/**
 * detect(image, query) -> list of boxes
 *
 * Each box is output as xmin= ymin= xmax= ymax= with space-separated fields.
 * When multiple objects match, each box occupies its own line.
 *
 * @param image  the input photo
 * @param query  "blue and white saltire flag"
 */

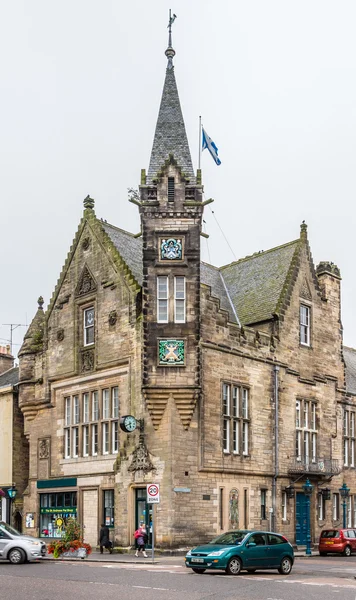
xmin=202 ymin=127 xmax=221 ymax=165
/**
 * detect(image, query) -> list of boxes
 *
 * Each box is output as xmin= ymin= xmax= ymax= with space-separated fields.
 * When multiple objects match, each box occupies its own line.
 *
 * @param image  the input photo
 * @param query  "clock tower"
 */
xmin=137 ymin=28 xmax=204 ymax=434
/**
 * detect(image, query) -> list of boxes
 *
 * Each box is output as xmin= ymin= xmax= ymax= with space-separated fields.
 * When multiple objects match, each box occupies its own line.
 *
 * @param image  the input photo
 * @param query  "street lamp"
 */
xmin=7 ymin=486 xmax=17 ymax=526
xmin=302 ymin=479 xmax=313 ymax=556
xmin=339 ymin=482 xmax=350 ymax=528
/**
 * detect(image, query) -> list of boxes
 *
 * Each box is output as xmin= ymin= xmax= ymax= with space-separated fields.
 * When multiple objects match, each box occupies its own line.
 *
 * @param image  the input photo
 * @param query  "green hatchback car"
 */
xmin=185 ymin=530 xmax=294 ymax=576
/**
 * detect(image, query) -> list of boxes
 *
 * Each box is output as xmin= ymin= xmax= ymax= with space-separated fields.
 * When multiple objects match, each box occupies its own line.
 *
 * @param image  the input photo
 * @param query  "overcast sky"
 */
xmin=1 ymin=0 xmax=356 ymax=358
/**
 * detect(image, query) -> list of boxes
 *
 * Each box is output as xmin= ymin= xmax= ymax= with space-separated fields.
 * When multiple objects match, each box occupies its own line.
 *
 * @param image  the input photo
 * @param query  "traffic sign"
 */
xmin=147 ymin=483 xmax=160 ymax=504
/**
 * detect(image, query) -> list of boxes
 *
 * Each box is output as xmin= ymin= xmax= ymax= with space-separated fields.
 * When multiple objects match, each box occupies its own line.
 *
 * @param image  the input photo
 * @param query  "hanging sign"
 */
xmin=147 ymin=483 xmax=160 ymax=504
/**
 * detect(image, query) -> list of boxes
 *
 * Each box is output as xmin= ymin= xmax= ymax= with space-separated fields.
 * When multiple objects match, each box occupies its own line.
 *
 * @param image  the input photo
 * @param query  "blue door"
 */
xmin=295 ymin=492 xmax=307 ymax=545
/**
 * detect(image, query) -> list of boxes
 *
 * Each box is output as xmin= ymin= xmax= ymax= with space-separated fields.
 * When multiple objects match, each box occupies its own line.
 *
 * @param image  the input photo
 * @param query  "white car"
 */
xmin=0 ymin=521 xmax=46 ymax=564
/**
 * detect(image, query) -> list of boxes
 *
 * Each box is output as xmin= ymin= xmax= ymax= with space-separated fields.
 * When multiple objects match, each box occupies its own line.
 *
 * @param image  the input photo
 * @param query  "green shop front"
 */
xmin=37 ymin=478 xmax=77 ymax=539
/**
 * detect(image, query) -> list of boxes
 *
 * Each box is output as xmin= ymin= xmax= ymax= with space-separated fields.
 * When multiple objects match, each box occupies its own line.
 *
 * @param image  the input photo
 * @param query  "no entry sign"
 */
xmin=147 ymin=483 xmax=160 ymax=504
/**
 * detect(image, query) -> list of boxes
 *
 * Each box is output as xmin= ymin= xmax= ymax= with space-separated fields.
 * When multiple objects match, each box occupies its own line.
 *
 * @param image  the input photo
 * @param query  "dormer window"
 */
xmin=84 ymin=307 xmax=95 ymax=346
xmin=300 ymin=304 xmax=310 ymax=346
xmin=168 ymin=177 xmax=175 ymax=202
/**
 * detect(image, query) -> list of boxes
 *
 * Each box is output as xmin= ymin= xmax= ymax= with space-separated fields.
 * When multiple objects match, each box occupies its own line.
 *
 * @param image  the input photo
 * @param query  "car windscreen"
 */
xmin=321 ymin=530 xmax=339 ymax=538
xmin=209 ymin=531 xmax=248 ymax=545
xmin=0 ymin=521 xmax=21 ymax=536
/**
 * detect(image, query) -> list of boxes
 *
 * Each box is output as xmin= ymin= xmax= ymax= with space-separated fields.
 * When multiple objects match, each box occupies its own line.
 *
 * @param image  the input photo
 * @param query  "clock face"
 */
xmin=120 ymin=415 xmax=137 ymax=433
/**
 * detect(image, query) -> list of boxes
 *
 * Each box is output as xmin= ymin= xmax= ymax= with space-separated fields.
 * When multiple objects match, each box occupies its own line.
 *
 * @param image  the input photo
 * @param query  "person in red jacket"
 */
xmin=134 ymin=523 xmax=148 ymax=557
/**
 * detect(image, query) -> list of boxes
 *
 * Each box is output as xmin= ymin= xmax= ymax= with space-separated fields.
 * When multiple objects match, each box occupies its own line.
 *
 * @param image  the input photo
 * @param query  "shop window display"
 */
xmin=39 ymin=492 xmax=77 ymax=538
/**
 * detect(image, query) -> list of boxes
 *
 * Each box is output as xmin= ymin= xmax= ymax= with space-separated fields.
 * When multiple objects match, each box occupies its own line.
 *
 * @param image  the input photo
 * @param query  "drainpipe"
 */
xmin=272 ymin=365 xmax=280 ymax=532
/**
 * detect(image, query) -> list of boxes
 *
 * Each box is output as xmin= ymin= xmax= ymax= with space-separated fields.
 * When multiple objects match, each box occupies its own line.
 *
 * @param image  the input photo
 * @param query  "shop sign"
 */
xmin=40 ymin=507 xmax=76 ymax=514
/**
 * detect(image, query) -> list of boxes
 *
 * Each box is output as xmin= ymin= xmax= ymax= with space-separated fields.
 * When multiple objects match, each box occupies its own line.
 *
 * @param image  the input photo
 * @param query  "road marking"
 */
xmin=132 ymin=586 xmax=152 ymax=589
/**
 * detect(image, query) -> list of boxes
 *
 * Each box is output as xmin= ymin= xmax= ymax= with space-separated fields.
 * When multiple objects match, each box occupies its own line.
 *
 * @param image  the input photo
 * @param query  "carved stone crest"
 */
xmin=300 ymin=278 xmax=312 ymax=301
xmin=82 ymin=237 xmax=91 ymax=251
xmin=108 ymin=310 xmax=117 ymax=326
xmin=57 ymin=329 xmax=64 ymax=342
xmin=128 ymin=436 xmax=155 ymax=474
xmin=160 ymin=238 xmax=183 ymax=261
xmin=76 ymin=265 xmax=97 ymax=297
xmin=81 ymin=349 xmax=95 ymax=372
xmin=38 ymin=438 xmax=50 ymax=460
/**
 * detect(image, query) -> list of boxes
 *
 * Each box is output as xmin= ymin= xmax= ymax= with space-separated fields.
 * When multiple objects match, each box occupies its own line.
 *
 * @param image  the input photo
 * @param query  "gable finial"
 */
xmin=165 ymin=9 xmax=177 ymax=68
xmin=83 ymin=195 xmax=95 ymax=210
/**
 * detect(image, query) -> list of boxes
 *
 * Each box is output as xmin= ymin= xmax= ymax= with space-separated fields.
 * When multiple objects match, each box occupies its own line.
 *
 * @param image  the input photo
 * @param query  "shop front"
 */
xmin=36 ymin=478 xmax=77 ymax=539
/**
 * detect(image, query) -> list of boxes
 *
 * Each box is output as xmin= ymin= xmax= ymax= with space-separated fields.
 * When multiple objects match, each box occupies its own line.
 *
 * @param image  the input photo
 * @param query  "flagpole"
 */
xmin=198 ymin=116 xmax=202 ymax=170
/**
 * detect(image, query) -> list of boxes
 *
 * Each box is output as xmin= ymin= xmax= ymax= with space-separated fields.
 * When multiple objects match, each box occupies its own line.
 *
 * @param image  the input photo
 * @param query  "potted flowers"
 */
xmin=48 ymin=518 xmax=92 ymax=559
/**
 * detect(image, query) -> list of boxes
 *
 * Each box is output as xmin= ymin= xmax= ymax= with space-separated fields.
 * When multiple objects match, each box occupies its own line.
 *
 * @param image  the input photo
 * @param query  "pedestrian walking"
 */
xmin=99 ymin=523 xmax=113 ymax=554
xmin=134 ymin=523 xmax=148 ymax=557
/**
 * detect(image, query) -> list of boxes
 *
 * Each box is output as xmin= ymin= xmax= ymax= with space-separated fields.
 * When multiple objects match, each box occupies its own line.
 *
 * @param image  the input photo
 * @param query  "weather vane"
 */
xmin=168 ymin=10 xmax=177 ymax=30
xmin=167 ymin=9 xmax=177 ymax=48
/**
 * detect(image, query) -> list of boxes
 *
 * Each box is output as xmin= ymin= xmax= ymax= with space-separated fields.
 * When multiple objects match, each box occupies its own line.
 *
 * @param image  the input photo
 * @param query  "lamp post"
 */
xmin=339 ymin=482 xmax=350 ymax=528
xmin=302 ymin=479 xmax=313 ymax=556
xmin=7 ymin=486 xmax=17 ymax=526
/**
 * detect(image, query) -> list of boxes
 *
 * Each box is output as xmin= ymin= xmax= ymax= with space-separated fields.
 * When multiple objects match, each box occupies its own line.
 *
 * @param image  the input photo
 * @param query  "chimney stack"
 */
xmin=0 ymin=345 xmax=14 ymax=375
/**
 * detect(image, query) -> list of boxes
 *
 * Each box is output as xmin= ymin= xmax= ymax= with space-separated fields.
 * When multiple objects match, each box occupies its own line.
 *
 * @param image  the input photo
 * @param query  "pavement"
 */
xmin=43 ymin=547 xmax=319 ymax=564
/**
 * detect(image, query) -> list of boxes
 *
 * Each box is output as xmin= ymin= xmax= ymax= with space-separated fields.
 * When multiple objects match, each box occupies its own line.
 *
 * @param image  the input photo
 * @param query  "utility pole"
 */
xmin=2 ymin=324 xmax=27 ymax=355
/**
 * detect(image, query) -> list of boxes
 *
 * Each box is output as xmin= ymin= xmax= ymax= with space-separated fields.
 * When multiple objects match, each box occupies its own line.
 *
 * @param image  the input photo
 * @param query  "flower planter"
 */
xmin=62 ymin=547 xmax=87 ymax=559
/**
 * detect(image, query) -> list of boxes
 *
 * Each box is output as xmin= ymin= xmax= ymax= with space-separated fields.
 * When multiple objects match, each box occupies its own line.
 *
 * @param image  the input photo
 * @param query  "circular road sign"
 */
xmin=147 ymin=484 xmax=159 ymax=497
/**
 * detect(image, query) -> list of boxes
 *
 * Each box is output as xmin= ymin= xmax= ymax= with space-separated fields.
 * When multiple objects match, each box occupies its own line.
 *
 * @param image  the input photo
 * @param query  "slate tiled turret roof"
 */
xmin=221 ymin=240 xmax=300 ymax=326
xmin=344 ymin=347 xmax=356 ymax=395
xmin=147 ymin=47 xmax=195 ymax=184
xmin=0 ymin=366 xmax=19 ymax=388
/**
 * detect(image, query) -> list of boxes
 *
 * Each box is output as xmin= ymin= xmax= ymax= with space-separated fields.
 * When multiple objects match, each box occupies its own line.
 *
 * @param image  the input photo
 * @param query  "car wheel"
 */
xmin=319 ymin=552 xmax=327 ymax=556
xmin=8 ymin=548 xmax=26 ymax=565
xmin=225 ymin=556 xmax=242 ymax=575
xmin=192 ymin=568 xmax=206 ymax=574
xmin=343 ymin=545 xmax=352 ymax=557
xmin=278 ymin=556 xmax=292 ymax=575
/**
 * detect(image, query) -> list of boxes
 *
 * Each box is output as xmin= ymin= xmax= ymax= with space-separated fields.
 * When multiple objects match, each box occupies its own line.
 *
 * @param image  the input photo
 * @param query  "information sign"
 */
xmin=147 ymin=483 xmax=160 ymax=504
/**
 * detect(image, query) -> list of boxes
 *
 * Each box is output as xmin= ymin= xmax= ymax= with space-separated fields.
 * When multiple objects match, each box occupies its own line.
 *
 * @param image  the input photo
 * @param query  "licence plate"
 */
xmin=325 ymin=541 xmax=334 ymax=545
xmin=191 ymin=558 xmax=204 ymax=563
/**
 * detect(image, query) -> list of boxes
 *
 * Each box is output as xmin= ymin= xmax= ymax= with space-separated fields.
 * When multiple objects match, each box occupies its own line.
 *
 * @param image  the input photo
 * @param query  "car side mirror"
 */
xmin=247 ymin=542 xmax=256 ymax=547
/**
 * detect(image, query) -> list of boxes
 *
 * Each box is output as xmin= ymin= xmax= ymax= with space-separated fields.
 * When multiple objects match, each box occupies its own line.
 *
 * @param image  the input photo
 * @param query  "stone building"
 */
xmin=0 ymin=346 xmax=27 ymax=529
xmin=18 ymin=31 xmax=356 ymax=549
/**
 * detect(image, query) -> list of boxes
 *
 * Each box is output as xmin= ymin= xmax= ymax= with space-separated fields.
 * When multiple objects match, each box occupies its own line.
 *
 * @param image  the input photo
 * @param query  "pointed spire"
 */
xmin=147 ymin=12 xmax=195 ymax=184
xmin=18 ymin=297 xmax=45 ymax=356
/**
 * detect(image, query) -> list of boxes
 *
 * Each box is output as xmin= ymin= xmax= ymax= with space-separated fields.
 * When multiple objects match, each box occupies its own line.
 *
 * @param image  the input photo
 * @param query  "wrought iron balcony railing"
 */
xmin=288 ymin=457 xmax=341 ymax=477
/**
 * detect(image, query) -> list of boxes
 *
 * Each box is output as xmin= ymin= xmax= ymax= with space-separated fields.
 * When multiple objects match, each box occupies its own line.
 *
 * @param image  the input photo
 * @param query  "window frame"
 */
xmin=282 ymin=491 xmax=287 ymax=521
xmin=295 ymin=399 xmax=317 ymax=463
xmin=174 ymin=276 xmax=186 ymax=323
xmin=222 ymin=383 xmax=250 ymax=456
xmin=103 ymin=490 xmax=115 ymax=527
xmin=260 ymin=489 xmax=267 ymax=520
xmin=333 ymin=493 xmax=340 ymax=521
xmin=343 ymin=408 xmax=356 ymax=468
xmin=318 ymin=492 xmax=326 ymax=521
xmin=84 ymin=306 xmax=95 ymax=346
xmin=64 ymin=387 xmax=119 ymax=460
xmin=300 ymin=303 xmax=311 ymax=347
xmin=157 ymin=276 xmax=169 ymax=323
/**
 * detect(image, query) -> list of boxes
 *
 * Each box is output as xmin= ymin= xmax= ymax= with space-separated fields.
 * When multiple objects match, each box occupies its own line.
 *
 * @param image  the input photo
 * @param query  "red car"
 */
xmin=319 ymin=529 xmax=356 ymax=556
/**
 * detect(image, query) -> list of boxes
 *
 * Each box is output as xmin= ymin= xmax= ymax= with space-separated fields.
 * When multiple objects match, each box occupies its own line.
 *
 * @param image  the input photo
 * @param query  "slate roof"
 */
xmin=147 ymin=62 xmax=195 ymax=184
xmin=200 ymin=262 xmax=238 ymax=324
xmin=102 ymin=220 xmax=302 ymax=327
xmin=102 ymin=223 xmax=143 ymax=286
xmin=221 ymin=240 xmax=300 ymax=326
xmin=344 ymin=347 xmax=356 ymax=395
xmin=0 ymin=366 xmax=19 ymax=389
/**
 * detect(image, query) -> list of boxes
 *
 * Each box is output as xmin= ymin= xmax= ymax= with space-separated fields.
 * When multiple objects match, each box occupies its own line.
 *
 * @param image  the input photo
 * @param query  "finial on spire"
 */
xmin=38 ymin=296 xmax=44 ymax=309
xmin=165 ymin=9 xmax=177 ymax=69
xmin=83 ymin=195 xmax=95 ymax=209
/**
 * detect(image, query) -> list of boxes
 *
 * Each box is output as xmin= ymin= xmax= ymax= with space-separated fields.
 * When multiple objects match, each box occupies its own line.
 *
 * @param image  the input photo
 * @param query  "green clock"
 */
xmin=120 ymin=415 xmax=137 ymax=433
